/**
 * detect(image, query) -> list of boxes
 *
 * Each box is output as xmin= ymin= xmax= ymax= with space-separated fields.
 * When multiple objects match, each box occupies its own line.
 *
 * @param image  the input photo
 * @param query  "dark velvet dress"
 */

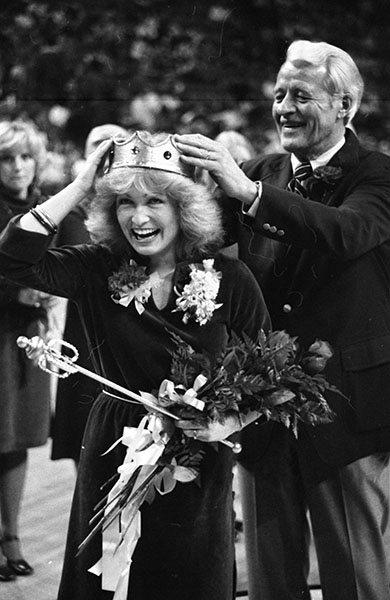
xmin=51 ymin=201 xmax=98 ymax=462
xmin=0 ymin=221 xmax=270 ymax=600
xmin=0 ymin=187 xmax=51 ymax=454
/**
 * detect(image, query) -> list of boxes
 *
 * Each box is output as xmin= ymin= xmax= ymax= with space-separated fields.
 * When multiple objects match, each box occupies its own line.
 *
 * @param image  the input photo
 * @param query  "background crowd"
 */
xmin=1 ymin=0 xmax=390 ymax=173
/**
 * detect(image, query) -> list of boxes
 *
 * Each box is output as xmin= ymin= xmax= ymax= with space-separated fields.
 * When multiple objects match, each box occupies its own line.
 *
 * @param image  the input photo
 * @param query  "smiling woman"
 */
xmin=0 ymin=130 xmax=271 ymax=599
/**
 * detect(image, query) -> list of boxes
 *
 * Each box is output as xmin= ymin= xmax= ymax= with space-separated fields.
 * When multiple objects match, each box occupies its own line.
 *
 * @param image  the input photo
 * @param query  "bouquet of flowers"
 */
xmin=161 ymin=328 xmax=337 ymax=436
xmin=19 ymin=328 xmax=340 ymax=597
xmin=79 ymin=329 xmax=340 ymax=576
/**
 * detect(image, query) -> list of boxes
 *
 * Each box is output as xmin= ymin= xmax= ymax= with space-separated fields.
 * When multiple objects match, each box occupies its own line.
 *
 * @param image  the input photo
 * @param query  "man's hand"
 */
xmin=174 ymin=133 xmax=258 ymax=205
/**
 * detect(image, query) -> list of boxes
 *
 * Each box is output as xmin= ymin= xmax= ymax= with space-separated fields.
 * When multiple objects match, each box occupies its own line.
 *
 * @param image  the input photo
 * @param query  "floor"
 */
xmin=1 ymin=442 xmax=323 ymax=600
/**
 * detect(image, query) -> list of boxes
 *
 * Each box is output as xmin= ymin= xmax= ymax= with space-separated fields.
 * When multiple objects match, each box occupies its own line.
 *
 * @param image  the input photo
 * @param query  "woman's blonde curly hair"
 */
xmin=86 ymin=137 xmax=224 ymax=260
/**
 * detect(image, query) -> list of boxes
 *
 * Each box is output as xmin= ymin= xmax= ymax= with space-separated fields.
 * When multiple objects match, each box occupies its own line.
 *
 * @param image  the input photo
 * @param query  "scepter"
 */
xmin=17 ymin=336 xmax=241 ymax=453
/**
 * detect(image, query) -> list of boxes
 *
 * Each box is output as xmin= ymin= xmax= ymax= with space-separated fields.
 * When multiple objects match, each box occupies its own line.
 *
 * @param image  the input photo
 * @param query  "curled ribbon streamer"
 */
xmin=88 ymin=414 xmax=172 ymax=598
xmin=140 ymin=375 xmax=207 ymax=412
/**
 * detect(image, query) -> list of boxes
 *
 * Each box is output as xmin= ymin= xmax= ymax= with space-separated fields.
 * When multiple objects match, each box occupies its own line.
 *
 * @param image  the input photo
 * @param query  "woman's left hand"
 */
xmin=176 ymin=414 xmax=241 ymax=443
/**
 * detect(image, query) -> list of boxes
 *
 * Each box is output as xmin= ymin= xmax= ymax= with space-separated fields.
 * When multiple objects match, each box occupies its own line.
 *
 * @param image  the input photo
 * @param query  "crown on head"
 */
xmin=104 ymin=131 xmax=194 ymax=179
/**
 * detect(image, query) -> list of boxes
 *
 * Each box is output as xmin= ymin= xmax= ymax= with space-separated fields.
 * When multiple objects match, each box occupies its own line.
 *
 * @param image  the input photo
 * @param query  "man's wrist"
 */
xmin=242 ymin=181 xmax=262 ymax=216
xmin=240 ymin=180 xmax=262 ymax=207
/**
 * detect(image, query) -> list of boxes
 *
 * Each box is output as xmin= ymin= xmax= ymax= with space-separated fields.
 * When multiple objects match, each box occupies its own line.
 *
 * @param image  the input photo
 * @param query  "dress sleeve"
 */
xmin=0 ymin=218 xmax=103 ymax=299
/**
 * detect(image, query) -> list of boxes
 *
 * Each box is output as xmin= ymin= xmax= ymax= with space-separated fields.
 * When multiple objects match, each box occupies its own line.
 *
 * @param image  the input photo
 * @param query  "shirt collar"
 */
xmin=291 ymin=136 xmax=346 ymax=172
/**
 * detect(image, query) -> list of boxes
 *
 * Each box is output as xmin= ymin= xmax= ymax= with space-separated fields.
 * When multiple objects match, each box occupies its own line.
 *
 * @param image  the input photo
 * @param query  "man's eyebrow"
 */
xmin=273 ymin=83 xmax=311 ymax=94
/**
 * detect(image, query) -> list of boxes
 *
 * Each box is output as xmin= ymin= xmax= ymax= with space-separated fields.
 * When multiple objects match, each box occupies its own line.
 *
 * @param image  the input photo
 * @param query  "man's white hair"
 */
xmin=286 ymin=40 xmax=364 ymax=124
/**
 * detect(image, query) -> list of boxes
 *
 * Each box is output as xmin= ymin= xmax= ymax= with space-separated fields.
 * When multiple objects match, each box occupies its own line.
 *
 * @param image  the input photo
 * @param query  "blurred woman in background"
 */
xmin=0 ymin=120 xmax=54 ymax=581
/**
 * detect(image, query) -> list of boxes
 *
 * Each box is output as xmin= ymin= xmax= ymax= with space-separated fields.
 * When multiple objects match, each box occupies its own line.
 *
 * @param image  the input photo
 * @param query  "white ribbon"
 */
xmin=111 ymin=272 xmax=162 ymax=314
xmin=88 ymin=413 xmax=173 ymax=599
xmin=140 ymin=374 xmax=207 ymax=412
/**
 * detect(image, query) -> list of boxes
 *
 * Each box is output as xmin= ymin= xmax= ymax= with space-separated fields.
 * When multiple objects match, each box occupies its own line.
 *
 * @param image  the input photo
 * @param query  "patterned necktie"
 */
xmin=287 ymin=162 xmax=313 ymax=197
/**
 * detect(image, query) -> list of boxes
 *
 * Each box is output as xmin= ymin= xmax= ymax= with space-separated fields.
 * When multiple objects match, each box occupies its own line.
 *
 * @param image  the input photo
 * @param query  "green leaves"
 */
xmin=165 ymin=329 xmax=340 ymax=436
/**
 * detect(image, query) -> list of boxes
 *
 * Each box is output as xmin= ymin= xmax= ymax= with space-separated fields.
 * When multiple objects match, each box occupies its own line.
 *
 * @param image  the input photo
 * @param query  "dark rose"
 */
xmin=301 ymin=339 xmax=333 ymax=374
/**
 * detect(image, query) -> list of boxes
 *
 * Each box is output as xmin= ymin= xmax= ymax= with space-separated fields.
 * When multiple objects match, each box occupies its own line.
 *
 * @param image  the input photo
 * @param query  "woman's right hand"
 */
xmin=72 ymin=138 xmax=112 ymax=196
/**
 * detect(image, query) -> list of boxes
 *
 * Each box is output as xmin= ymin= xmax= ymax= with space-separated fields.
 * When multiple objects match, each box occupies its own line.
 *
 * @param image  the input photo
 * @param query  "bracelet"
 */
xmin=30 ymin=206 xmax=58 ymax=235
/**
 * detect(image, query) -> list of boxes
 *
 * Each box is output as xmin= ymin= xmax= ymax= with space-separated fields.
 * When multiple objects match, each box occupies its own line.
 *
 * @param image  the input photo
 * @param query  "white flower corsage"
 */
xmin=108 ymin=259 xmax=162 ymax=314
xmin=173 ymin=258 xmax=222 ymax=325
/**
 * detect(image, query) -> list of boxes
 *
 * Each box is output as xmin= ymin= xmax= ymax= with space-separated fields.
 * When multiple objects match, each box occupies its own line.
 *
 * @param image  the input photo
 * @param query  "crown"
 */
xmin=104 ymin=131 xmax=194 ymax=179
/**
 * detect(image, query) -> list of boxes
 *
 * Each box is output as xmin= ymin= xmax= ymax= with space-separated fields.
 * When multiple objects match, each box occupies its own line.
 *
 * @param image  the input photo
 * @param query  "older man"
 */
xmin=175 ymin=41 xmax=390 ymax=600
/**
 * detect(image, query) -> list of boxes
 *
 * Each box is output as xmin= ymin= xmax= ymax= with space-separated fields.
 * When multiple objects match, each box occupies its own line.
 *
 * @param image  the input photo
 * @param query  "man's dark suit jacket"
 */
xmin=232 ymin=129 xmax=390 ymax=475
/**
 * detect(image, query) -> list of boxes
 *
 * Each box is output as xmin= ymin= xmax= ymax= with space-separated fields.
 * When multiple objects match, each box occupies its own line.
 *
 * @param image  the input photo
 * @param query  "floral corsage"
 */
xmin=108 ymin=259 xmax=162 ymax=314
xmin=108 ymin=257 xmax=223 ymax=324
xmin=312 ymin=165 xmax=343 ymax=186
xmin=173 ymin=258 xmax=222 ymax=325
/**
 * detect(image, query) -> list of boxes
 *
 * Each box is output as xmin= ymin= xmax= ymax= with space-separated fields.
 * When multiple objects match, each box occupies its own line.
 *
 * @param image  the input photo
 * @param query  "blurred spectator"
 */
xmin=215 ymin=130 xmax=255 ymax=163
xmin=39 ymin=150 xmax=70 ymax=196
xmin=51 ymin=123 xmax=128 ymax=466
xmin=0 ymin=119 xmax=54 ymax=581
xmin=84 ymin=123 xmax=128 ymax=158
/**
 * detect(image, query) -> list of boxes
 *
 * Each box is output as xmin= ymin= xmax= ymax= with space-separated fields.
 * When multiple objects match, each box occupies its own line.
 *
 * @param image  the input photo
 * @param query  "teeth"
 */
xmin=132 ymin=228 xmax=158 ymax=239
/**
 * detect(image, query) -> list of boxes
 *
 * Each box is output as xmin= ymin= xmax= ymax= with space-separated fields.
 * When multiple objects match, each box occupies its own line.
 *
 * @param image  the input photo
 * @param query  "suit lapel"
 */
xmin=261 ymin=154 xmax=292 ymax=189
xmin=304 ymin=130 xmax=361 ymax=205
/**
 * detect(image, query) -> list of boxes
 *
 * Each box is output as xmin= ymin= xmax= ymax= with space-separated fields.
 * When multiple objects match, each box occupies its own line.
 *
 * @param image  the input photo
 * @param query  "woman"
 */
xmin=0 ymin=119 xmax=53 ymax=581
xmin=0 ymin=131 xmax=270 ymax=599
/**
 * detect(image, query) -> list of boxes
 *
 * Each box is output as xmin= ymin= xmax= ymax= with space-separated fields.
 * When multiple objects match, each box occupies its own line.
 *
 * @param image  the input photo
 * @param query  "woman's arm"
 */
xmin=19 ymin=139 xmax=111 ymax=234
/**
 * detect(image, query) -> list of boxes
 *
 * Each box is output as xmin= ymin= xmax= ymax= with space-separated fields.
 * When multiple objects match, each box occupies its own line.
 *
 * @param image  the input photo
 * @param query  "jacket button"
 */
xmin=283 ymin=303 xmax=292 ymax=313
xmin=277 ymin=229 xmax=285 ymax=236
xmin=263 ymin=223 xmax=271 ymax=230
xmin=269 ymin=225 xmax=277 ymax=233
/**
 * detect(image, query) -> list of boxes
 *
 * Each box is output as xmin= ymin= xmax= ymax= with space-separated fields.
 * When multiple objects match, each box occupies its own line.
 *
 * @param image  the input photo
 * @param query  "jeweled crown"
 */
xmin=105 ymin=131 xmax=194 ymax=179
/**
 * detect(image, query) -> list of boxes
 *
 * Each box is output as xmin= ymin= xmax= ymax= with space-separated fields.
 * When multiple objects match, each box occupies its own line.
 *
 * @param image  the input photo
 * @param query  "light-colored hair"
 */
xmin=86 ymin=139 xmax=224 ymax=260
xmin=0 ymin=119 xmax=47 ymax=182
xmin=285 ymin=40 xmax=364 ymax=124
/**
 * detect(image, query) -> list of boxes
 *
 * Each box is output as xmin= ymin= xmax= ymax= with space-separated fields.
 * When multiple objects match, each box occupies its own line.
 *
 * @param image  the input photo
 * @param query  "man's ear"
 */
xmin=338 ymin=95 xmax=352 ymax=119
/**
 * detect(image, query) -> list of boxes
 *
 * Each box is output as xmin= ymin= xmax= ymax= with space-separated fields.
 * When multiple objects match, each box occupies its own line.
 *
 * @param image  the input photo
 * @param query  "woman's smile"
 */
xmin=131 ymin=227 xmax=160 ymax=241
xmin=116 ymin=190 xmax=180 ymax=263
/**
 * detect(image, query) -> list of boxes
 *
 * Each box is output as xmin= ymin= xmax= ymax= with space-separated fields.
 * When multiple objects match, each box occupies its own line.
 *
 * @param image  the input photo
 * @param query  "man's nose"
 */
xmin=276 ymin=94 xmax=296 ymax=115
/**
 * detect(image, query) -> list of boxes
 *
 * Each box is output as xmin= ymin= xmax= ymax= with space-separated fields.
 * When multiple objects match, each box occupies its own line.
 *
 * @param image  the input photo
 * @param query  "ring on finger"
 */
xmin=192 ymin=429 xmax=198 ymax=439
